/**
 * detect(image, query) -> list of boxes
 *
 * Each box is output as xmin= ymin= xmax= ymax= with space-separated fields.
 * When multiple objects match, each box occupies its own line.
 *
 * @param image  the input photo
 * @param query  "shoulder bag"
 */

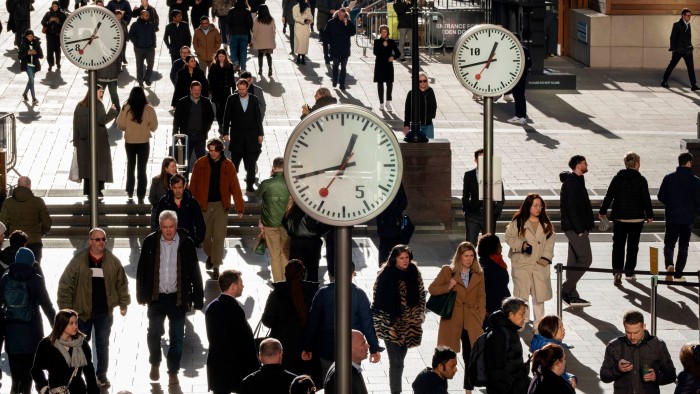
xmin=426 ymin=269 xmax=456 ymax=318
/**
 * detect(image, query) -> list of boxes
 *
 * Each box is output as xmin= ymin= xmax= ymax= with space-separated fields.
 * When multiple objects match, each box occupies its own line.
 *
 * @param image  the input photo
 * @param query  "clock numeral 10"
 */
xmin=468 ymin=48 xmax=481 ymax=56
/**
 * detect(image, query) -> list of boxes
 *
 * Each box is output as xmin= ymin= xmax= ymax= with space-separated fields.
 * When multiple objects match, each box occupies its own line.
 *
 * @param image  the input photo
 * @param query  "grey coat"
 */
xmin=73 ymin=102 xmax=118 ymax=182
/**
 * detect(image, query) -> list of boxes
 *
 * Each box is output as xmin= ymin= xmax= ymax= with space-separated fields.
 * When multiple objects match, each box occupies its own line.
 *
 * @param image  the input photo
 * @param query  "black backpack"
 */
xmin=2 ymin=278 xmax=32 ymax=323
xmin=467 ymin=327 xmax=493 ymax=387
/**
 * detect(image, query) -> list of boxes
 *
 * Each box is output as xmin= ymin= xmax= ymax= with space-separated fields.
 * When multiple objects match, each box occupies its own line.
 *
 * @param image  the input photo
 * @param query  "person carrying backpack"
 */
xmin=0 ymin=247 xmax=56 ymax=394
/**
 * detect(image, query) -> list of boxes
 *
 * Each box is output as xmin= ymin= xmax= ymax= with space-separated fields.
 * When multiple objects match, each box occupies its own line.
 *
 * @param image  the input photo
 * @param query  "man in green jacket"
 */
xmin=57 ymin=228 xmax=131 ymax=388
xmin=0 ymin=176 xmax=52 ymax=264
xmin=255 ymin=157 xmax=291 ymax=283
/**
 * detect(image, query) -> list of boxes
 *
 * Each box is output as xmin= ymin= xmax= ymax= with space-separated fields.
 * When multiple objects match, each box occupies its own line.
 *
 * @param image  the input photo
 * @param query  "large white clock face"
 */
xmin=284 ymin=105 xmax=404 ymax=226
xmin=453 ymin=25 xmax=525 ymax=97
xmin=61 ymin=6 xmax=125 ymax=70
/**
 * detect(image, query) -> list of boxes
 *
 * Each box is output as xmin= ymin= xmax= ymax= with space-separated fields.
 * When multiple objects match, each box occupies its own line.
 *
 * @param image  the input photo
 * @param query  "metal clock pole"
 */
xmin=335 ymin=226 xmax=352 ymax=394
xmin=483 ymin=97 xmax=494 ymax=234
xmin=88 ymin=70 xmax=98 ymax=229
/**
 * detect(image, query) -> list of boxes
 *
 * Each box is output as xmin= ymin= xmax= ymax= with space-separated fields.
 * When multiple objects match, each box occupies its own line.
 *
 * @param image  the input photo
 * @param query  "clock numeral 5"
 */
xmin=355 ymin=185 xmax=365 ymax=199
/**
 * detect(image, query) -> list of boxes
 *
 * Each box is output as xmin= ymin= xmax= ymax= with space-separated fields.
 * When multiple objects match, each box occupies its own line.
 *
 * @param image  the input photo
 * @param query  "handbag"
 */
xmin=426 ymin=291 xmax=457 ymax=318
xmin=399 ymin=211 xmax=415 ymax=244
xmin=598 ymin=216 xmax=611 ymax=231
xmin=252 ymin=319 xmax=271 ymax=350
xmin=68 ymin=149 xmax=80 ymax=183
xmin=49 ymin=367 xmax=78 ymax=394
xmin=254 ymin=231 xmax=266 ymax=255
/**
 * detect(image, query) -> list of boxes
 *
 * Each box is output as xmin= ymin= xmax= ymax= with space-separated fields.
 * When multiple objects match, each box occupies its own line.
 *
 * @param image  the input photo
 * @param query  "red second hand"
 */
xmin=78 ymin=36 xmax=95 ymax=55
xmin=475 ymin=52 xmax=496 ymax=81
xmin=319 ymin=153 xmax=354 ymax=197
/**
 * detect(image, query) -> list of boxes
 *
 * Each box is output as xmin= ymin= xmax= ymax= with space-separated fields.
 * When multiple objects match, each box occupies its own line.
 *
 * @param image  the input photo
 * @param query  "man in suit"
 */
xmin=205 ymin=269 xmax=260 ymax=394
xmin=173 ymin=81 xmax=215 ymax=175
xmin=661 ymin=8 xmax=698 ymax=90
xmin=324 ymin=329 xmax=370 ymax=394
xmin=462 ymin=148 xmax=504 ymax=245
xmin=222 ymin=78 xmax=264 ymax=194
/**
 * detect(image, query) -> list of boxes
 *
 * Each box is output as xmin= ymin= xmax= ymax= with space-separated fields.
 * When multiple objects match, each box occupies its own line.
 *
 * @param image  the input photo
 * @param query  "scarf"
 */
xmin=54 ymin=336 xmax=88 ymax=368
xmin=373 ymin=263 xmax=420 ymax=319
xmin=490 ymin=253 xmax=508 ymax=271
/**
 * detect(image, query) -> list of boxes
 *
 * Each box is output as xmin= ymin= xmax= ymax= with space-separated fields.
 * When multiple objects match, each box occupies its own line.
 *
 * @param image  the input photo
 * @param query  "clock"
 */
xmin=283 ymin=104 xmax=404 ymax=226
xmin=452 ymin=24 xmax=525 ymax=97
xmin=60 ymin=5 xmax=125 ymax=70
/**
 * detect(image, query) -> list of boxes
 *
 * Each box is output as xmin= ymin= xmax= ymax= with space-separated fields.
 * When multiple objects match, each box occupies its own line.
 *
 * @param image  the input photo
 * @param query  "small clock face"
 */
xmin=284 ymin=105 xmax=404 ymax=226
xmin=453 ymin=25 xmax=525 ymax=97
xmin=61 ymin=6 xmax=125 ymax=70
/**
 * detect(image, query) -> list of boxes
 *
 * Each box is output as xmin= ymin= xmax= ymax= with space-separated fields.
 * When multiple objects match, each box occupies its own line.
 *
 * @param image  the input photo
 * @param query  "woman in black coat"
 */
xmin=373 ymin=24 xmax=401 ymax=112
xmin=0 ymin=247 xmax=56 ymax=394
xmin=207 ymin=49 xmax=236 ymax=131
xmin=31 ymin=309 xmax=99 ymax=394
xmin=527 ymin=343 xmax=575 ymax=394
xmin=262 ymin=260 xmax=320 ymax=377
xmin=172 ymin=55 xmax=209 ymax=107
xmin=40 ymin=1 xmax=66 ymax=71
xmin=477 ymin=233 xmax=511 ymax=329
xmin=402 ymin=72 xmax=437 ymax=139
xmin=18 ymin=29 xmax=43 ymax=105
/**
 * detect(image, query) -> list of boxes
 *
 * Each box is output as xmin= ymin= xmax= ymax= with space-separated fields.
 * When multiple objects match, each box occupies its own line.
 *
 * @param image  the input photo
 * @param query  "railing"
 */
xmin=0 ymin=112 xmax=18 ymax=175
xmin=554 ymin=248 xmax=700 ymax=340
xmin=355 ymin=10 xmax=446 ymax=56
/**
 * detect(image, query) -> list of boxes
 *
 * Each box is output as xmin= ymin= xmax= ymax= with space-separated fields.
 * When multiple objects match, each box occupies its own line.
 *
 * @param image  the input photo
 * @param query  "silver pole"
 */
xmin=89 ymin=70 xmax=98 ymax=229
xmin=556 ymin=263 xmax=563 ymax=318
xmin=483 ymin=97 xmax=494 ymax=234
xmin=650 ymin=275 xmax=658 ymax=336
xmin=335 ymin=226 xmax=352 ymax=394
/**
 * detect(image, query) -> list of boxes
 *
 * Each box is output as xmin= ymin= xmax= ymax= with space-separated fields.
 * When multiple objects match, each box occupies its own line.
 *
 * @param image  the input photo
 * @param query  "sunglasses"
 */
xmin=91 ymin=237 xmax=107 ymax=242
xmin=419 ymin=79 xmax=428 ymax=83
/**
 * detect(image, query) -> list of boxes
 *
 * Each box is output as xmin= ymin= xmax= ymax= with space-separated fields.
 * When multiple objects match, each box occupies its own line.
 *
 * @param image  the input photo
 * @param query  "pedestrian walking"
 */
xmin=284 ymin=201 xmax=330 ymax=282
xmin=153 ymin=174 xmax=206 ymax=245
xmin=484 ymin=297 xmax=530 ymax=393
xmin=323 ymin=330 xmax=370 ymax=393
xmin=116 ymin=87 xmax=158 ymax=203
xmin=477 ymin=233 xmax=511 ymax=328
xmin=527 ymin=344 xmax=575 ymax=394
xmin=530 ymin=315 xmax=577 ymax=389
xmin=240 ymin=338 xmax=298 ymax=393
xmin=507 ymin=33 xmax=532 ymax=125
xmin=170 ymin=46 xmax=194 ymax=86
xmin=172 ymin=55 xmax=209 ymax=107
xmin=173 ymin=80 xmax=215 ymax=174
xmin=211 ymin=0 xmax=236 ymax=47
xmin=31 ymin=309 xmax=100 ymax=394
xmin=462 ymin=148 xmax=505 ymax=245
xmin=18 ymin=30 xmax=43 ymax=106
xmin=148 ymin=157 xmax=177 ymax=230
xmin=96 ymin=22 xmax=125 ymax=111
xmin=374 ymin=24 xmax=401 ymax=111
xmin=193 ymin=16 xmax=222 ymax=73
xmin=658 ymin=152 xmax=700 ymax=282
xmin=240 ymin=71 xmax=267 ymax=119
xmin=208 ymin=49 xmax=236 ymax=132
xmin=252 ymin=4 xmax=276 ymax=76
xmin=226 ymin=0 xmax=253 ymax=72
xmin=8 ymin=0 xmax=31 ymax=47
xmin=128 ymin=10 xmax=157 ymax=87
xmin=293 ymin=0 xmax=313 ymax=65
xmin=599 ymin=152 xmax=654 ymax=285
xmin=559 ymin=155 xmax=593 ymax=307
xmin=0 ymin=248 xmax=56 ymax=394
xmin=373 ymin=244 xmax=426 ymax=394
xmin=428 ymin=241 xmax=485 ymax=393
xmin=190 ymin=0 xmax=212 ymax=29
xmin=661 ymin=8 xmax=698 ymax=91
xmin=412 ymin=347 xmax=458 ymax=394
xmin=282 ymin=0 xmax=296 ymax=53
xmin=73 ymin=85 xmax=118 ymax=197
xmin=131 ymin=0 xmax=160 ymax=32
xmin=315 ymin=0 xmax=343 ymax=63
xmin=164 ymin=10 xmax=192 ymax=62
xmin=167 ymin=0 xmax=191 ymax=23
xmin=402 ymin=73 xmax=437 ymax=138
xmin=40 ymin=1 xmax=66 ymax=72
xmin=505 ymin=193 xmax=554 ymax=329
xmin=324 ymin=8 xmax=356 ymax=90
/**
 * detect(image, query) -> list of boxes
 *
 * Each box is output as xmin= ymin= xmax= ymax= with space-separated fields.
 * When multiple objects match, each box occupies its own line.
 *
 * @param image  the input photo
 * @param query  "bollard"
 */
xmin=649 ymin=247 xmax=658 ymax=275
xmin=556 ymin=263 xmax=563 ymax=318
xmin=650 ymin=275 xmax=658 ymax=336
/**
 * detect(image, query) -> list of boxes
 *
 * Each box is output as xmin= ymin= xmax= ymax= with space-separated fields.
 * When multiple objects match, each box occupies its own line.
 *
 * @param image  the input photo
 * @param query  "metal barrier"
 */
xmin=0 ymin=113 xmax=18 ymax=175
xmin=554 ymin=264 xmax=700 ymax=341
xmin=355 ymin=10 xmax=445 ymax=56
xmin=172 ymin=134 xmax=189 ymax=174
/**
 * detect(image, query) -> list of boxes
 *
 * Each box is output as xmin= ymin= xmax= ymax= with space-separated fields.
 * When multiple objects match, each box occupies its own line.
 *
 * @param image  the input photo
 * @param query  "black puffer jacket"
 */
xmin=485 ymin=310 xmax=529 ymax=394
xmin=559 ymin=171 xmax=594 ymax=233
xmin=599 ymin=169 xmax=654 ymax=220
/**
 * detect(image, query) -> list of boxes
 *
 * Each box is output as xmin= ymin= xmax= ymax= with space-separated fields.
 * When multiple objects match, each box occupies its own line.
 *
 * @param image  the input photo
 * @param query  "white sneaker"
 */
xmin=379 ymin=102 xmax=385 ymax=110
xmin=675 ymin=276 xmax=687 ymax=282
xmin=385 ymin=101 xmax=393 ymax=112
xmin=504 ymin=94 xmax=514 ymax=102
xmin=507 ymin=116 xmax=521 ymax=123
xmin=516 ymin=117 xmax=527 ymax=124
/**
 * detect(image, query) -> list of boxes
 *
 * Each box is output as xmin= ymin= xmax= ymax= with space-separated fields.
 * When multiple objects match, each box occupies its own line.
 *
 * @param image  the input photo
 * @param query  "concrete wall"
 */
xmin=568 ymin=9 xmax=700 ymax=68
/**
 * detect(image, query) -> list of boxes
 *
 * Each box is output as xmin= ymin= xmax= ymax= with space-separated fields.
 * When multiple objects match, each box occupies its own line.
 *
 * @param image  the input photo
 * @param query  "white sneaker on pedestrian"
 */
xmin=507 ymin=116 xmax=521 ymax=123
xmin=385 ymin=101 xmax=393 ymax=112
xmin=674 ymin=276 xmax=687 ymax=282
xmin=516 ymin=117 xmax=527 ymax=125
xmin=379 ymin=102 xmax=385 ymax=110
xmin=504 ymin=94 xmax=514 ymax=102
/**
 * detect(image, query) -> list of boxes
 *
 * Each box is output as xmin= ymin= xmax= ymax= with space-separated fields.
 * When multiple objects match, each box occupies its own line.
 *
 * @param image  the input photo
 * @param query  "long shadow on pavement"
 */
xmin=621 ymin=281 xmax=697 ymax=329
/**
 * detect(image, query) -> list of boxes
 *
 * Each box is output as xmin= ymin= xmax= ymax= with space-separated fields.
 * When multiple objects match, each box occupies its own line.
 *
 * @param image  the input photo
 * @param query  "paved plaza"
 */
xmin=0 ymin=0 xmax=699 ymax=392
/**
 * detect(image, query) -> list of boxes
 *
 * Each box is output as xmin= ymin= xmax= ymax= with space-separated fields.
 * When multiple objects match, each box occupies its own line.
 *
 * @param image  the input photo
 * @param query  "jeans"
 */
xmin=662 ymin=51 xmax=697 ymax=86
xmin=147 ymin=293 xmax=186 ymax=374
xmin=420 ymin=124 xmax=434 ymax=139
xmin=397 ymin=28 xmax=412 ymax=59
xmin=332 ymin=56 xmax=349 ymax=85
xmin=562 ymin=230 xmax=592 ymax=298
xmin=664 ymin=222 xmax=692 ymax=277
xmin=377 ymin=82 xmax=393 ymax=103
xmin=25 ymin=66 xmax=36 ymax=99
xmin=229 ymin=35 xmax=249 ymax=71
xmin=125 ymin=142 xmax=150 ymax=199
xmin=46 ymin=34 xmax=61 ymax=67
xmin=385 ymin=341 xmax=408 ymax=393
xmin=79 ymin=311 xmax=114 ymax=380
xmin=133 ymin=47 xmax=155 ymax=83
xmin=611 ymin=220 xmax=644 ymax=275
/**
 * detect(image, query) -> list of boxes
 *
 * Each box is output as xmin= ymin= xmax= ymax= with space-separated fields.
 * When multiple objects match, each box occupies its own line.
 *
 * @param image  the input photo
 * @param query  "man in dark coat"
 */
xmin=661 ymin=8 xmax=698 ymax=90
xmin=222 ymin=79 xmax=264 ymax=194
xmin=164 ymin=10 xmax=192 ymax=62
xmin=324 ymin=330 xmax=370 ymax=394
xmin=154 ymin=174 xmax=206 ymax=243
xmin=167 ymin=0 xmax=191 ymax=23
xmin=658 ymin=151 xmax=700 ymax=282
xmin=462 ymin=148 xmax=505 ymax=245
xmin=128 ymin=9 xmax=157 ymax=87
xmin=484 ymin=296 xmax=529 ymax=394
xmin=7 ymin=0 xmax=30 ymax=47
xmin=412 ymin=346 xmax=458 ymax=394
xmin=393 ymin=0 xmax=411 ymax=62
xmin=559 ymin=155 xmax=594 ymax=307
xmin=240 ymin=338 xmax=298 ymax=393
xmin=136 ymin=210 xmax=204 ymax=385
xmin=315 ymin=0 xmax=343 ymax=63
xmin=205 ymin=269 xmax=259 ymax=393
xmin=173 ymin=80 xmax=215 ymax=174
xmin=324 ymin=8 xmax=356 ymax=90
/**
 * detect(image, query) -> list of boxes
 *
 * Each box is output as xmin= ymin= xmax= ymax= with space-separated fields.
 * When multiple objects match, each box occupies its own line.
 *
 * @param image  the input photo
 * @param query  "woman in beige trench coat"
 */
xmin=428 ymin=241 xmax=485 ymax=393
xmin=505 ymin=193 xmax=555 ymax=331
xmin=292 ymin=0 xmax=313 ymax=64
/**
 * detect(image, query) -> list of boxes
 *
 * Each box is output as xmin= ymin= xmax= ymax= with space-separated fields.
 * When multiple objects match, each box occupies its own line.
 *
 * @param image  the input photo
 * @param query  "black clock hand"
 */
xmin=78 ymin=22 xmax=103 ymax=54
xmin=337 ymin=133 xmax=358 ymax=178
xmin=293 ymin=162 xmax=357 ymax=179
xmin=459 ymin=58 xmax=498 ymax=69
xmin=64 ymin=36 xmax=100 ymax=45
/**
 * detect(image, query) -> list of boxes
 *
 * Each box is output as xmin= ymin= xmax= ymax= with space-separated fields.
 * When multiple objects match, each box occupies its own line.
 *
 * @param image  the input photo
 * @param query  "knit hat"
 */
xmin=0 ymin=221 xmax=6 ymax=235
xmin=15 ymin=247 xmax=35 ymax=265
